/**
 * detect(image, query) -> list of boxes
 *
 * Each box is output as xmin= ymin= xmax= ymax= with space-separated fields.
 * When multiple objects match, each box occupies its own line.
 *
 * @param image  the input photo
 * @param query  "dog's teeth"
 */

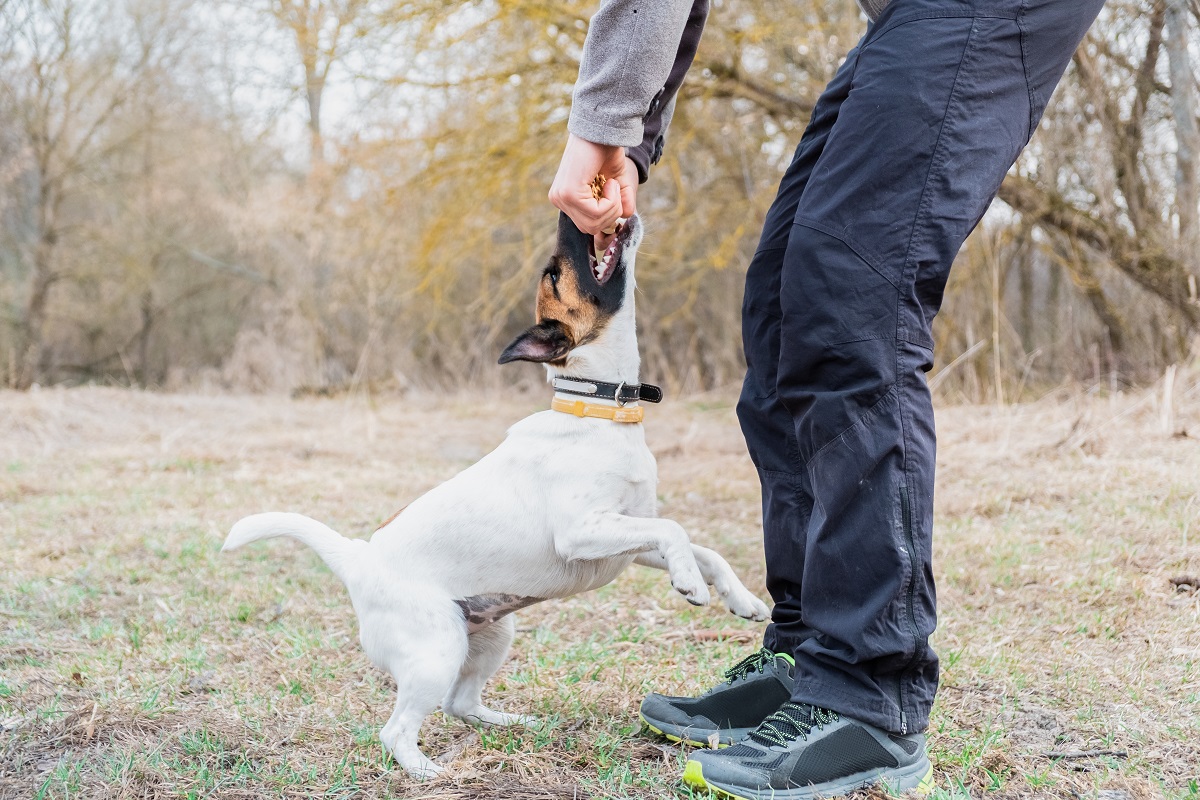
xmin=603 ymin=254 xmax=611 ymax=264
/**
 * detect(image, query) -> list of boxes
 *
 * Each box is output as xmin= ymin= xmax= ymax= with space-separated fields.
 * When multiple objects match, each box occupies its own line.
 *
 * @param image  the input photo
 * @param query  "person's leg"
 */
xmin=640 ymin=46 xmax=865 ymax=746
xmin=687 ymin=0 xmax=1104 ymax=794
xmin=738 ymin=41 xmax=862 ymax=656
xmin=773 ymin=0 xmax=1106 ymax=735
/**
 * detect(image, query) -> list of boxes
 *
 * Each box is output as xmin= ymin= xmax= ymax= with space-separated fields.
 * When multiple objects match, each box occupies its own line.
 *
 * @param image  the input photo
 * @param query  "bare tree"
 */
xmin=0 ymin=0 xmax=1195 ymax=395
xmin=0 ymin=0 xmax=185 ymax=387
xmin=991 ymin=0 xmax=1200 ymax=371
xmin=260 ymin=0 xmax=373 ymax=170
xmin=1165 ymin=0 xmax=1199 ymax=284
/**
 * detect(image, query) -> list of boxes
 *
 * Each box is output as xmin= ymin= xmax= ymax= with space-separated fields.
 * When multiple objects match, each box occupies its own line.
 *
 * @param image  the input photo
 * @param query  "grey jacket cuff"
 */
xmin=569 ymin=0 xmax=695 ymax=149
xmin=568 ymin=106 xmax=645 ymax=148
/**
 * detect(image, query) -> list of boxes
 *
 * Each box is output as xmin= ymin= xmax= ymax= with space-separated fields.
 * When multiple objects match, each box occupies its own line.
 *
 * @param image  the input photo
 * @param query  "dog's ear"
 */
xmin=498 ymin=321 xmax=573 ymax=364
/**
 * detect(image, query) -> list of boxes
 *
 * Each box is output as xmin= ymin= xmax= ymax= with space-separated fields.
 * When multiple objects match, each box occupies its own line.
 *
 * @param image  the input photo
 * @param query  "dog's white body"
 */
xmin=224 ymin=216 xmax=769 ymax=777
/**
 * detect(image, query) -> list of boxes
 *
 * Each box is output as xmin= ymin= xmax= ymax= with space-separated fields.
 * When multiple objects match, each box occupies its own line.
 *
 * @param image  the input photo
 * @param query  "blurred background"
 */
xmin=0 ymin=0 xmax=1197 ymax=400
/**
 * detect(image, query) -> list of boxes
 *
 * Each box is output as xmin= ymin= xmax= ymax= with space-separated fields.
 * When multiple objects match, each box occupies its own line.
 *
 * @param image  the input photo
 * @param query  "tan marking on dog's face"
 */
xmin=497 ymin=213 xmax=641 ymax=366
xmin=535 ymin=255 xmax=604 ymax=350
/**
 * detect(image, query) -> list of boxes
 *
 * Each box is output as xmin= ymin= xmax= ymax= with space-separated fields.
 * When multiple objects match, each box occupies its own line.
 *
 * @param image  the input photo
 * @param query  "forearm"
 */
xmin=568 ymin=0 xmax=698 ymax=149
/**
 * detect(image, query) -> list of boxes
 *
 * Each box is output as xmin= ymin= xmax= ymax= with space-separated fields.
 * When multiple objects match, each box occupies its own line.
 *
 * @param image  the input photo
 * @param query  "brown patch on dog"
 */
xmin=375 ymin=504 xmax=408 ymax=531
xmin=536 ymin=256 xmax=604 ymax=349
xmin=455 ymin=594 xmax=543 ymax=633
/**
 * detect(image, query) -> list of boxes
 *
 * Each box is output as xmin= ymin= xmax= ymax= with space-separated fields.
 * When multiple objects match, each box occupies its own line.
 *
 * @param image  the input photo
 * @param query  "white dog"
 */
xmin=223 ymin=213 xmax=770 ymax=778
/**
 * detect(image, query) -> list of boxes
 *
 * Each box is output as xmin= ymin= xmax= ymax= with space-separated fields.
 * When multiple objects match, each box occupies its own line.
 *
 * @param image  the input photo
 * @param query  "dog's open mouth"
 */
xmin=588 ymin=217 xmax=632 ymax=285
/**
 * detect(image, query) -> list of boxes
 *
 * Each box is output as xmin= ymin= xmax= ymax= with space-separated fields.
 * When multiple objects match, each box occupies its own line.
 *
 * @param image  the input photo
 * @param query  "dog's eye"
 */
xmin=544 ymin=267 xmax=560 ymax=287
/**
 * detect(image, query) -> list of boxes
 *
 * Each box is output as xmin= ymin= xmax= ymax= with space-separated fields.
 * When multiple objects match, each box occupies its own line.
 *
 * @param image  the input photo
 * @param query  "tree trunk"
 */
xmin=17 ymin=237 xmax=56 ymax=390
xmin=137 ymin=288 xmax=153 ymax=387
xmin=1165 ymin=0 xmax=1199 ymax=285
xmin=1018 ymin=250 xmax=1034 ymax=353
xmin=305 ymin=59 xmax=324 ymax=169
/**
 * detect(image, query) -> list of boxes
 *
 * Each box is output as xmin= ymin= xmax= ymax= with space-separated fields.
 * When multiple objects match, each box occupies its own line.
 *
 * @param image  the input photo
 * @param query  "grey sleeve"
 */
xmin=568 ymin=0 xmax=696 ymax=148
xmin=626 ymin=0 xmax=708 ymax=182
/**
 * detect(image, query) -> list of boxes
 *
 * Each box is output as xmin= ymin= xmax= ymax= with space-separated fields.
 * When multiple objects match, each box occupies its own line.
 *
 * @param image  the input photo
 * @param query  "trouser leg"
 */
xmin=739 ymin=0 xmax=1105 ymax=734
xmin=738 ymin=41 xmax=862 ymax=656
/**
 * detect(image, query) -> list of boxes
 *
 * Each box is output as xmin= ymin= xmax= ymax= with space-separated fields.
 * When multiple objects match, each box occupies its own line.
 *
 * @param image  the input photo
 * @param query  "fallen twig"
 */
xmin=1041 ymin=749 xmax=1128 ymax=760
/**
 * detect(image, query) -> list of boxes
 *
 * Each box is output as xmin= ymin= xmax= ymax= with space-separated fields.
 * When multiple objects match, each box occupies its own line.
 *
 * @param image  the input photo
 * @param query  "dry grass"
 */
xmin=0 ymin=384 xmax=1197 ymax=799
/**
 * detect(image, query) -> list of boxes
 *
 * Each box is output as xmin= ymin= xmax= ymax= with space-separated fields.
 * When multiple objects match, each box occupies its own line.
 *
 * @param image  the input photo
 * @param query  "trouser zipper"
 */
xmin=897 ymin=484 xmax=922 ymax=736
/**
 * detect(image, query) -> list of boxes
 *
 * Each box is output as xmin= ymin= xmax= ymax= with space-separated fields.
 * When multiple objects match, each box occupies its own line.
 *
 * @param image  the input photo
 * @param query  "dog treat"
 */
xmin=589 ymin=173 xmax=606 ymax=201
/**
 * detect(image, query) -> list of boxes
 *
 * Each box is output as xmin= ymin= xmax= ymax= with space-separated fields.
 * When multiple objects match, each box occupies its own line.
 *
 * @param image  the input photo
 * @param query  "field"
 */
xmin=1 ymin=385 xmax=1197 ymax=799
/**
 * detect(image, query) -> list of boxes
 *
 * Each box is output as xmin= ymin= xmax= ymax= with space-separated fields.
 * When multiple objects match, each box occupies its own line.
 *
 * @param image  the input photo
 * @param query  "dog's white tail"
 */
xmin=223 ymin=512 xmax=364 ymax=586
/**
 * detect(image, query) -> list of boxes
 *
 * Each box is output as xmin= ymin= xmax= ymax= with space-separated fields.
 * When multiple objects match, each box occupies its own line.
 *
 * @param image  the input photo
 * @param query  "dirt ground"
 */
xmin=0 ymin=384 xmax=1197 ymax=799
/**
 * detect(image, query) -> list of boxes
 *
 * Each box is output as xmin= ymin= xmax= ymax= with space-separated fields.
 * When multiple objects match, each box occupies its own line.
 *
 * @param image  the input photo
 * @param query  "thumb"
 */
xmin=619 ymin=157 xmax=639 ymax=218
xmin=598 ymin=173 xmax=623 ymax=233
xmin=602 ymin=172 xmax=622 ymax=209
xmin=619 ymin=181 xmax=637 ymax=218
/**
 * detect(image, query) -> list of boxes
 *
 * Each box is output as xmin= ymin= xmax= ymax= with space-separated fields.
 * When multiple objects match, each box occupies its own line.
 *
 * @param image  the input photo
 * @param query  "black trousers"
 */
xmin=739 ymin=0 xmax=1105 ymax=734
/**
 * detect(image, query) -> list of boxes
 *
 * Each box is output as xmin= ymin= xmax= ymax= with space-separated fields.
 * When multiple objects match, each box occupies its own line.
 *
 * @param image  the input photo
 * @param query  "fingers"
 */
xmin=549 ymin=183 xmax=621 ymax=236
xmin=549 ymin=188 xmax=617 ymax=236
xmin=548 ymin=134 xmax=630 ymax=236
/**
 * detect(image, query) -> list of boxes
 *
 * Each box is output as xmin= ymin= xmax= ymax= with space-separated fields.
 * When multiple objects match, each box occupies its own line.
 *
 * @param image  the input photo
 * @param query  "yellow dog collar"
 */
xmin=551 ymin=397 xmax=644 ymax=423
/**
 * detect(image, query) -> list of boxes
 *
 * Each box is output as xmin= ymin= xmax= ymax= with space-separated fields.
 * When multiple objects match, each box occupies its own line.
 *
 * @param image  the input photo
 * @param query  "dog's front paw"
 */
xmin=726 ymin=590 xmax=770 ymax=622
xmin=672 ymin=571 xmax=710 ymax=606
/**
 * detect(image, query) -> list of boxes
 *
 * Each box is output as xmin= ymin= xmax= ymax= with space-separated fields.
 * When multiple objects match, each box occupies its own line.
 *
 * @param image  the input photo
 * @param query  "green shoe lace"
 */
xmin=723 ymin=647 xmax=793 ymax=684
xmin=748 ymin=702 xmax=839 ymax=747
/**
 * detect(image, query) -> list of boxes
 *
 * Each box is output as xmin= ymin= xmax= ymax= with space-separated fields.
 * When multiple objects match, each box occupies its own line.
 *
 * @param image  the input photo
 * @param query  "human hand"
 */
xmin=549 ymin=134 xmax=639 ymax=254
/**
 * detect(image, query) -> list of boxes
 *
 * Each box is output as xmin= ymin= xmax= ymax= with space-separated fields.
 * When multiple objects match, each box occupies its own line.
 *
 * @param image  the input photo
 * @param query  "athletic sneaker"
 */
xmin=682 ymin=702 xmax=934 ymax=799
xmin=639 ymin=647 xmax=796 ymax=746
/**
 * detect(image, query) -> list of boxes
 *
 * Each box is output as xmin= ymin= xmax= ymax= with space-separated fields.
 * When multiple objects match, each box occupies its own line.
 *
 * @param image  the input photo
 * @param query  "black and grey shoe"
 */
xmin=682 ymin=702 xmax=934 ymax=799
xmin=639 ymin=647 xmax=796 ymax=747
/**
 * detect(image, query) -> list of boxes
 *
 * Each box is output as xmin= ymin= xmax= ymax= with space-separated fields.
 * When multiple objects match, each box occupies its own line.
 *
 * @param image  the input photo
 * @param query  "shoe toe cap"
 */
xmin=640 ymin=693 xmax=715 ymax=729
xmin=688 ymin=747 xmax=773 ymax=790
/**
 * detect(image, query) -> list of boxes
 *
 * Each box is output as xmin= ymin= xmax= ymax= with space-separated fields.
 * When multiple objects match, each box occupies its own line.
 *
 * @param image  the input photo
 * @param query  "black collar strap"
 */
xmin=553 ymin=376 xmax=663 ymax=405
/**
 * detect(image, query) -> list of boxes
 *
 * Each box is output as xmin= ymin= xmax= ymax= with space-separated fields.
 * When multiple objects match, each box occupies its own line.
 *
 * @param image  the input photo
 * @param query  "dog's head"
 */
xmin=498 ymin=212 xmax=642 ymax=367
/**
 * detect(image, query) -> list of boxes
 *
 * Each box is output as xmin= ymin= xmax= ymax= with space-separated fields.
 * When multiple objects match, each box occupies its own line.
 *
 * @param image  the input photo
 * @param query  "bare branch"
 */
xmin=998 ymin=175 xmax=1198 ymax=325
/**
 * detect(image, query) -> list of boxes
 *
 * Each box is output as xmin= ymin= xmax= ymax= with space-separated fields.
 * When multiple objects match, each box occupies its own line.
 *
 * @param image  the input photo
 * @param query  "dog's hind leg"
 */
xmin=364 ymin=597 xmax=468 ymax=778
xmin=443 ymin=615 xmax=533 ymax=727
xmin=635 ymin=545 xmax=770 ymax=621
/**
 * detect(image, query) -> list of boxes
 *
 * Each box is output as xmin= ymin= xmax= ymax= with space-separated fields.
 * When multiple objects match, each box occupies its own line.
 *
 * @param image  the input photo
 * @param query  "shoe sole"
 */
xmin=639 ymin=713 xmax=746 ymax=748
xmin=682 ymin=757 xmax=935 ymax=799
